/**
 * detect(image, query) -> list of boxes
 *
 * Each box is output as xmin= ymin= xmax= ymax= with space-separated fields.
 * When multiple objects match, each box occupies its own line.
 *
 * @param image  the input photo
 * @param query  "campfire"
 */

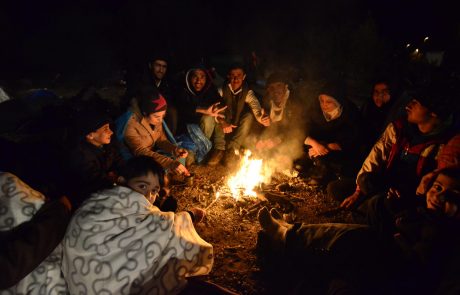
xmin=203 ymin=150 xmax=301 ymax=217
xmin=226 ymin=150 xmax=271 ymax=200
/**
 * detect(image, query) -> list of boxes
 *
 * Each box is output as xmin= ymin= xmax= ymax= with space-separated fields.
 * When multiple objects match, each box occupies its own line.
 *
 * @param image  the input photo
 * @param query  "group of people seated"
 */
xmin=0 ymin=52 xmax=459 ymax=294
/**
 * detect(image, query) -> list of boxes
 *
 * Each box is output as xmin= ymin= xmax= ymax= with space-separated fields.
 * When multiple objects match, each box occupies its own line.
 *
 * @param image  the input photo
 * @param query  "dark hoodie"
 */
xmin=304 ymin=86 xmax=362 ymax=154
xmin=174 ymin=68 xmax=222 ymax=135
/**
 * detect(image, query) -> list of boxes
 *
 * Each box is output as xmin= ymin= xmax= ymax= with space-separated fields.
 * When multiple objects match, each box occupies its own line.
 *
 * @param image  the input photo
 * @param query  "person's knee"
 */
xmin=237 ymin=113 xmax=254 ymax=134
xmin=200 ymin=115 xmax=216 ymax=136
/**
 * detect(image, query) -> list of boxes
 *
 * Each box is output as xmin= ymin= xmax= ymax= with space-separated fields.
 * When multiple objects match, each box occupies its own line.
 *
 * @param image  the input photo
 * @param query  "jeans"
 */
xmin=200 ymin=115 xmax=226 ymax=151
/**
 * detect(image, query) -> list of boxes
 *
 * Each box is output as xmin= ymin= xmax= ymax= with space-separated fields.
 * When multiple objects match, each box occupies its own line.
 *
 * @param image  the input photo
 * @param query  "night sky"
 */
xmin=1 ymin=0 xmax=458 ymax=81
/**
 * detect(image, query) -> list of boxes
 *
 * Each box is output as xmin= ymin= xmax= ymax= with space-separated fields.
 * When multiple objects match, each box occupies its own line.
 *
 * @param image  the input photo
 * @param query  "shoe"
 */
xmin=223 ymin=149 xmax=240 ymax=168
xmin=207 ymin=149 xmax=225 ymax=166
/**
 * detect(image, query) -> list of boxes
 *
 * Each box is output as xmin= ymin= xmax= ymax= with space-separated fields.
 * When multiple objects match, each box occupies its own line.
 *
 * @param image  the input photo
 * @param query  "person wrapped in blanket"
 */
xmin=62 ymin=156 xmax=213 ymax=295
xmin=257 ymin=167 xmax=460 ymax=295
xmin=0 ymin=172 xmax=72 ymax=293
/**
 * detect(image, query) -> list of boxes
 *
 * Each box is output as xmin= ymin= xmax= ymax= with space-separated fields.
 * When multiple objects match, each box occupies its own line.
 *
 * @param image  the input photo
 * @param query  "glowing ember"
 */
xmin=226 ymin=150 xmax=271 ymax=200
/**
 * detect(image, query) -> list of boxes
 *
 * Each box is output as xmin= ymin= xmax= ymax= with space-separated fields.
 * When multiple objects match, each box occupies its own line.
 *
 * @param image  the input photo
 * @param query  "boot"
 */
xmin=207 ymin=149 xmax=225 ymax=166
xmin=223 ymin=149 xmax=240 ymax=169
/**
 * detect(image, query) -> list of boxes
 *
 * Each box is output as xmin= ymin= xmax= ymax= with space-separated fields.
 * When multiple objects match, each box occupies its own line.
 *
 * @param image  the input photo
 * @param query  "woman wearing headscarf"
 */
xmin=300 ymin=81 xmax=362 ymax=185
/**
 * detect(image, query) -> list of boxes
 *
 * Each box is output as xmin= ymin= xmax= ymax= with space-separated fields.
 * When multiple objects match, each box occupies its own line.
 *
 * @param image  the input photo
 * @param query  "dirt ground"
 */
xmin=171 ymin=164 xmax=354 ymax=295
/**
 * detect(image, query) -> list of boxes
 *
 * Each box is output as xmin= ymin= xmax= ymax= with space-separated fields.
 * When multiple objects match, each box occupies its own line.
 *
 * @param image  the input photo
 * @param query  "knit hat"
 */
xmin=407 ymin=78 xmax=454 ymax=119
xmin=137 ymin=87 xmax=167 ymax=115
xmin=75 ymin=110 xmax=111 ymax=139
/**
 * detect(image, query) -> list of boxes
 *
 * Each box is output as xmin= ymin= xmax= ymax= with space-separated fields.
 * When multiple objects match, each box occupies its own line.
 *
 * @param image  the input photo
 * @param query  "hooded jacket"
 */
xmin=304 ymin=94 xmax=362 ymax=153
xmin=174 ymin=68 xmax=222 ymax=135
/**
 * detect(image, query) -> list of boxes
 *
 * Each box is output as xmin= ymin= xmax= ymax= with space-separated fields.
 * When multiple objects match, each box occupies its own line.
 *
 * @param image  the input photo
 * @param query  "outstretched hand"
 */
xmin=258 ymin=109 xmax=271 ymax=127
xmin=174 ymin=163 xmax=190 ymax=176
xmin=201 ymin=102 xmax=227 ymax=118
xmin=221 ymin=121 xmax=237 ymax=133
xmin=340 ymin=190 xmax=361 ymax=209
xmin=308 ymin=143 xmax=329 ymax=158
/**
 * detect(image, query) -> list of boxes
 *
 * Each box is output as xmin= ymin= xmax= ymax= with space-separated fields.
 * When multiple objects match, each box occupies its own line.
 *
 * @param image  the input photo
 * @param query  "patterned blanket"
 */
xmin=62 ymin=185 xmax=214 ymax=295
xmin=0 ymin=172 xmax=67 ymax=295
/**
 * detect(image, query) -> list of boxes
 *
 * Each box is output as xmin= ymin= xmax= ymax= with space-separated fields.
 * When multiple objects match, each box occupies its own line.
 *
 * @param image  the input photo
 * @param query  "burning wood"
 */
xmin=226 ymin=150 xmax=271 ymax=200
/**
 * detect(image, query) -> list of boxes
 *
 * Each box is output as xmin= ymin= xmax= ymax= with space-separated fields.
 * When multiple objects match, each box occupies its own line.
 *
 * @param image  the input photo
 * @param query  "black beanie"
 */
xmin=407 ymin=78 xmax=454 ymax=119
xmin=137 ymin=86 xmax=167 ymax=115
xmin=75 ymin=110 xmax=111 ymax=139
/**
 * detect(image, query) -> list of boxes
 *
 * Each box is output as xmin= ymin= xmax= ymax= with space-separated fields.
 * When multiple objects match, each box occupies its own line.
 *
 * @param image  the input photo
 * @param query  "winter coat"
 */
xmin=358 ymin=118 xmax=459 ymax=196
xmin=304 ymin=96 xmax=362 ymax=153
xmin=66 ymin=140 xmax=124 ymax=205
xmin=124 ymin=101 xmax=179 ymax=169
xmin=173 ymin=69 xmax=222 ymax=135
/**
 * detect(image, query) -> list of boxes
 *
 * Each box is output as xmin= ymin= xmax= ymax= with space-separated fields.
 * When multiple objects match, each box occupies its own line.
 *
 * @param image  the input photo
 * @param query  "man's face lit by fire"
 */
xmin=405 ymin=99 xmax=433 ymax=124
xmin=146 ymin=110 xmax=166 ymax=126
xmin=319 ymin=94 xmax=339 ymax=113
xmin=151 ymin=59 xmax=167 ymax=81
xmin=372 ymin=83 xmax=391 ymax=108
xmin=266 ymin=82 xmax=288 ymax=106
xmin=228 ymin=68 xmax=246 ymax=91
xmin=190 ymin=69 xmax=207 ymax=92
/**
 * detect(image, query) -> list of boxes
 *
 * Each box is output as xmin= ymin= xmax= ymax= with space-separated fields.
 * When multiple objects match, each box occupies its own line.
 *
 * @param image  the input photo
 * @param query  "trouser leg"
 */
xmin=200 ymin=115 xmax=225 ymax=150
xmin=227 ymin=112 xmax=254 ymax=151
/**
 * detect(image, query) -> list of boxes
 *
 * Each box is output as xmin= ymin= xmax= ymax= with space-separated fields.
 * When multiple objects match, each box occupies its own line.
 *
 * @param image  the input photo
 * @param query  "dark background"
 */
xmin=1 ymin=0 xmax=459 ymax=86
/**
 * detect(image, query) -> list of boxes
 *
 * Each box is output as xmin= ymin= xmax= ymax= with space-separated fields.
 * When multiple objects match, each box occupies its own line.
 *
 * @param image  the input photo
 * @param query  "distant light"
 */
xmin=406 ymin=43 xmax=411 ymax=48
xmin=424 ymin=36 xmax=429 ymax=42
xmin=414 ymin=48 xmax=419 ymax=53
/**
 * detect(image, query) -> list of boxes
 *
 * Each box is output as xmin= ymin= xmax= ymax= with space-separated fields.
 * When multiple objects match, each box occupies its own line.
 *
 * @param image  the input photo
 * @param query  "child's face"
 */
xmin=426 ymin=173 xmax=460 ymax=217
xmin=126 ymin=171 xmax=161 ymax=204
xmin=86 ymin=123 xmax=113 ymax=147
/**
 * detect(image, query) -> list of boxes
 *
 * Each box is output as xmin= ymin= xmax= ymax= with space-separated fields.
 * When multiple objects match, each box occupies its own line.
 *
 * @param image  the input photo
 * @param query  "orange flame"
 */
xmin=226 ymin=150 xmax=271 ymax=200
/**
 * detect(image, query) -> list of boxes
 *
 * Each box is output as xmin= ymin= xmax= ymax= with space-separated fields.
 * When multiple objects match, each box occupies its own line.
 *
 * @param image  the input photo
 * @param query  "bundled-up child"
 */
xmin=62 ymin=156 xmax=211 ymax=295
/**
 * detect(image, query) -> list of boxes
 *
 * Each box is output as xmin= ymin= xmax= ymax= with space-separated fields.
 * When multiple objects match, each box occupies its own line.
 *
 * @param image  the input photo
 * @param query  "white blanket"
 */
xmin=0 ymin=172 xmax=67 ymax=295
xmin=62 ymin=185 xmax=213 ymax=295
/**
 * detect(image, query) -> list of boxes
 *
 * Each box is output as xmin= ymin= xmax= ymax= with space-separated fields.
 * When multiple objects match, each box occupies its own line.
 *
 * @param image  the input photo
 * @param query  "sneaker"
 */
xmin=207 ymin=149 xmax=225 ymax=166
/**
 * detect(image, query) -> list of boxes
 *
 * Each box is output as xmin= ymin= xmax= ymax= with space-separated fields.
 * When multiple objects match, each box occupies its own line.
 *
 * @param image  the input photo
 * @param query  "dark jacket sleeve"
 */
xmin=67 ymin=144 xmax=115 ymax=197
xmin=0 ymin=200 xmax=71 ymax=289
